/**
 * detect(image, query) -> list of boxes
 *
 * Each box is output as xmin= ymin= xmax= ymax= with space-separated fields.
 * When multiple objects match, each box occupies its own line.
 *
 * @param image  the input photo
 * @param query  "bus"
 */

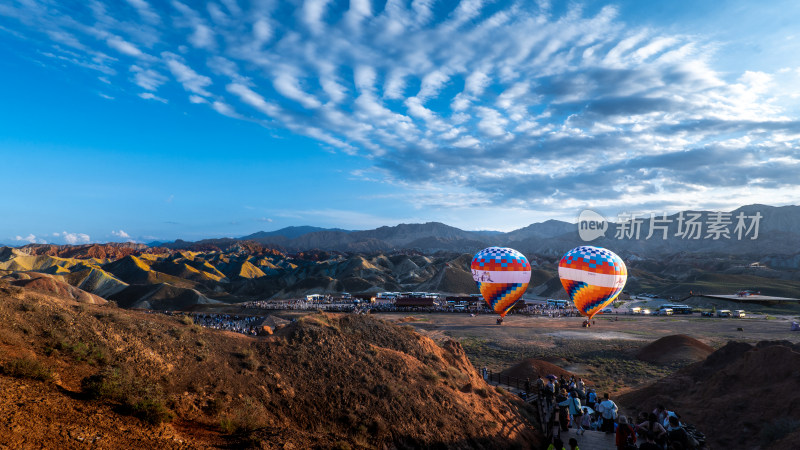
xmin=660 ymin=304 xmax=693 ymax=314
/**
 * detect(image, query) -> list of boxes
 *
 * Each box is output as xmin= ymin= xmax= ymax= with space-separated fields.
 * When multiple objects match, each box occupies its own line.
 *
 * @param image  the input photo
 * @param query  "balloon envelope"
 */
xmin=558 ymin=246 xmax=627 ymax=319
xmin=471 ymin=247 xmax=531 ymax=317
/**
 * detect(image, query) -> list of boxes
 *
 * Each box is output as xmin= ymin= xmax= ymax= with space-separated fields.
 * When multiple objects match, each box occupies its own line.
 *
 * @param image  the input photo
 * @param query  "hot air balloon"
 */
xmin=558 ymin=246 xmax=627 ymax=319
xmin=471 ymin=247 xmax=531 ymax=319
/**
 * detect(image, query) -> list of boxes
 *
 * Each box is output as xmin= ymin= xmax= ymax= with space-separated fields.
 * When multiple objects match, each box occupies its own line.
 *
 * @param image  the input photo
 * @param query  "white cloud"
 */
xmin=15 ymin=234 xmax=39 ymax=244
xmin=126 ymin=0 xmax=160 ymax=24
xmin=111 ymin=229 xmax=131 ymax=239
xmin=6 ymin=0 xmax=800 ymax=215
xmin=131 ymin=65 xmax=167 ymax=91
xmin=61 ymin=231 xmax=91 ymax=245
xmin=301 ymin=0 xmax=332 ymax=34
xmin=226 ymin=83 xmax=281 ymax=117
xmin=189 ymin=24 xmax=215 ymax=49
xmin=212 ymin=100 xmax=240 ymax=118
xmin=107 ymin=36 xmax=146 ymax=58
xmin=163 ymin=52 xmax=212 ymax=97
xmin=139 ymin=92 xmax=167 ymax=102
xmin=272 ymin=72 xmax=322 ymax=109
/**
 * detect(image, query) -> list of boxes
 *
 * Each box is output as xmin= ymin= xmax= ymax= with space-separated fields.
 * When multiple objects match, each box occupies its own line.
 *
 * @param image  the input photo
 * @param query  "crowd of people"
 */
xmin=238 ymin=298 xmax=584 ymax=317
xmin=535 ymin=374 xmax=702 ymax=450
xmin=190 ymin=313 xmax=266 ymax=335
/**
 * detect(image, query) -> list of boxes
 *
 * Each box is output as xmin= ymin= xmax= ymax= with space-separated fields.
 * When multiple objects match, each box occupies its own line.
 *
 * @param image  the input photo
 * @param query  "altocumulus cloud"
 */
xmin=2 ymin=0 xmax=800 ymax=213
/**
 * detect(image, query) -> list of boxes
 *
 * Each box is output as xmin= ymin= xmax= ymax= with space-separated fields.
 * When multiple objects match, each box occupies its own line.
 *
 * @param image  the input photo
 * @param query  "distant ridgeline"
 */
xmin=1 ymin=204 xmax=799 ymax=309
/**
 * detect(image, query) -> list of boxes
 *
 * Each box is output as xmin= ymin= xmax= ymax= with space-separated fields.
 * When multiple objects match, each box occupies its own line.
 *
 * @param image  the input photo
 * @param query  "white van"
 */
xmin=734 ymin=310 xmax=746 ymax=318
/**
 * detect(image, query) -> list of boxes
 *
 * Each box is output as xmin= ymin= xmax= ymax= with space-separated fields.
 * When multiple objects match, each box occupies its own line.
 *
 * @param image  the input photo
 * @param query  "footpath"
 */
xmin=487 ymin=373 xmax=617 ymax=450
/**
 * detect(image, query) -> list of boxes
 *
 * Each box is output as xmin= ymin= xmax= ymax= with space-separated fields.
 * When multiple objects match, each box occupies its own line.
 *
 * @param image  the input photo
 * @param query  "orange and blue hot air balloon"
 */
xmin=471 ymin=247 xmax=531 ymax=317
xmin=558 ymin=246 xmax=627 ymax=319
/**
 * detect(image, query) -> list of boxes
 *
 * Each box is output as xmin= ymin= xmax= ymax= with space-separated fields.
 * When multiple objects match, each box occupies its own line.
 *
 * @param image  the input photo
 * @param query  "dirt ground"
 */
xmin=380 ymin=312 xmax=800 ymax=394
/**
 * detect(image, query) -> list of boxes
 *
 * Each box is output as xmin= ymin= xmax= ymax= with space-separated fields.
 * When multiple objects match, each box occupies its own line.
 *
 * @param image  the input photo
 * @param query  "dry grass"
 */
xmin=1 ymin=357 xmax=52 ymax=381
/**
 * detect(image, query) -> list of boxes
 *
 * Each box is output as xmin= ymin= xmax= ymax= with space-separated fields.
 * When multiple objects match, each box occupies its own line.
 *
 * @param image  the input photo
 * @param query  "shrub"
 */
xmin=81 ymin=367 xmax=173 ymax=425
xmin=421 ymin=367 xmax=439 ymax=382
xmin=81 ymin=367 xmax=127 ymax=401
xmin=219 ymin=417 xmax=237 ymax=434
xmin=51 ymin=340 xmax=107 ymax=365
xmin=205 ymin=397 xmax=224 ymax=415
xmin=219 ymin=397 xmax=267 ymax=434
xmin=1 ymin=357 xmax=52 ymax=381
xmin=130 ymin=398 xmax=174 ymax=425
xmin=475 ymin=387 xmax=489 ymax=398
xmin=18 ymin=302 xmax=37 ymax=312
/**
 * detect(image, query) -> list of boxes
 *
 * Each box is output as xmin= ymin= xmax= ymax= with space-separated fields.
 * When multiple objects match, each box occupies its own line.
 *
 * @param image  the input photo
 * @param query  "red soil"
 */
xmin=636 ymin=334 xmax=714 ymax=365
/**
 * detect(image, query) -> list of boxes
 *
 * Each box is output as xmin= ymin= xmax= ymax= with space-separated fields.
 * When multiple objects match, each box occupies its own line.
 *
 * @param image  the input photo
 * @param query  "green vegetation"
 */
xmin=81 ymin=366 xmax=174 ymax=425
xmin=218 ymin=397 xmax=267 ymax=434
xmin=1 ymin=357 xmax=52 ymax=381
xmin=45 ymin=339 xmax=108 ymax=365
xmin=234 ymin=347 xmax=259 ymax=371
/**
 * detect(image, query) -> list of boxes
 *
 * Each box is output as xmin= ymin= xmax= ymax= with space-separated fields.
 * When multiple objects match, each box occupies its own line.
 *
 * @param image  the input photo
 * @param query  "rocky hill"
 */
xmin=3 ymin=235 xmax=800 ymax=310
xmin=0 ymin=280 xmax=541 ymax=448
xmin=620 ymin=340 xmax=800 ymax=449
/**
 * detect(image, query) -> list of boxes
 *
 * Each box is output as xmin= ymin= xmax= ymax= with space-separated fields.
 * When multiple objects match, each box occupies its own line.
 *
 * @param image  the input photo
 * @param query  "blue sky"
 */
xmin=1 ymin=0 xmax=799 ymax=244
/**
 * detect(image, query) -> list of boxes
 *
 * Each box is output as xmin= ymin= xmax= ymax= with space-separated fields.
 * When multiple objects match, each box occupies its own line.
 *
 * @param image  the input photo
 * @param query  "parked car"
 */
xmin=701 ymin=311 xmax=714 ymax=317
xmin=734 ymin=310 xmax=746 ymax=318
xmin=717 ymin=310 xmax=732 ymax=318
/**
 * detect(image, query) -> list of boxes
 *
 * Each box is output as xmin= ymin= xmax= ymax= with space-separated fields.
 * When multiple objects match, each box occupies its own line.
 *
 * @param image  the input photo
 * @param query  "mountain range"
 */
xmin=162 ymin=204 xmax=800 ymax=257
xmin=1 ymin=204 xmax=799 ymax=310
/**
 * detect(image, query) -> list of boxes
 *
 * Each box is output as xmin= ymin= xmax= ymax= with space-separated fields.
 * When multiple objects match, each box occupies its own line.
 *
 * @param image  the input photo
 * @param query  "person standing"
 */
xmin=580 ymin=408 xmax=592 ymax=431
xmin=597 ymin=393 xmax=618 ymax=434
xmin=544 ymin=377 xmax=556 ymax=409
xmin=536 ymin=375 xmax=545 ymax=396
xmin=556 ymin=388 xmax=570 ymax=432
xmin=586 ymin=389 xmax=597 ymax=409
xmin=559 ymin=391 xmax=585 ymax=435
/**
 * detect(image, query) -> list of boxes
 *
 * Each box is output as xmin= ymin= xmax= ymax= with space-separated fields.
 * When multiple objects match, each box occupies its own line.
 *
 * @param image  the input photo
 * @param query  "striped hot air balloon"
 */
xmin=558 ymin=246 xmax=627 ymax=319
xmin=471 ymin=247 xmax=531 ymax=318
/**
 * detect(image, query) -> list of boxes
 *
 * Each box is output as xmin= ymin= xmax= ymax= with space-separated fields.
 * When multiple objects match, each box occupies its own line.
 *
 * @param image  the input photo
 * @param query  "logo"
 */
xmin=578 ymin=209 xmax=607 ymax=241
